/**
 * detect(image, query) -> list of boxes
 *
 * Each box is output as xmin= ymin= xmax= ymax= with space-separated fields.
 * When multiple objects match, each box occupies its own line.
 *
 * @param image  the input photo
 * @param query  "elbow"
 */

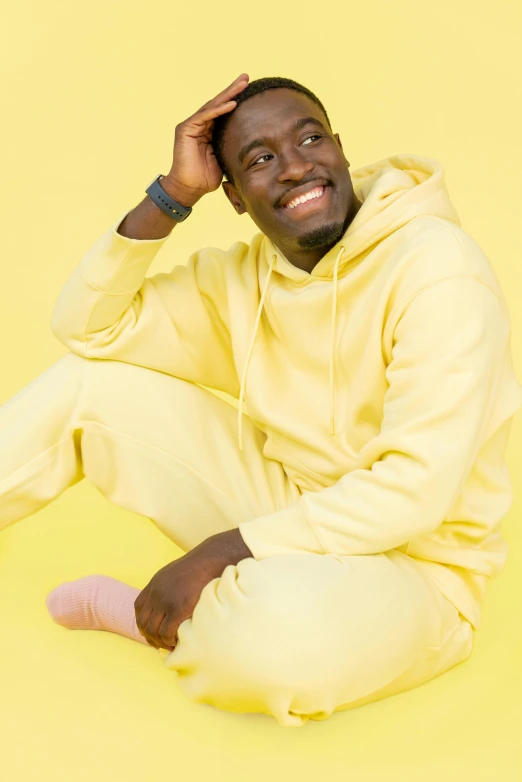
xmin=49 ymin=307 xmax=89 ymax=357
xmin=50 ymin=306 xmax=73 ymax=345
xmin=49 ymin=307 xmax=63 ymax=341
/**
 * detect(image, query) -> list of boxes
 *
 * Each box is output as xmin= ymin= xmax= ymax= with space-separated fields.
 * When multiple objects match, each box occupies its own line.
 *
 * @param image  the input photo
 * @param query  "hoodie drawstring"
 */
xmin=237 ymin=245 xmax=346 ymax=452
xmin=237 ymin=254 xmax=276 ymax=451
xmin=330 ymin=245 xmax=345 ymax=436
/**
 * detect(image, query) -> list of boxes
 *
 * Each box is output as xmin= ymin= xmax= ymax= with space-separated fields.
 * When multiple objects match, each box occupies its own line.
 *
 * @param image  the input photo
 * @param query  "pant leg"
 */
xmin=164 ymin=548 xmax=474 ymax=728
xmin=0 ymin=351 xmax=301 ymax=550
xmin=1 ymin=352 xmax=473 ymax=727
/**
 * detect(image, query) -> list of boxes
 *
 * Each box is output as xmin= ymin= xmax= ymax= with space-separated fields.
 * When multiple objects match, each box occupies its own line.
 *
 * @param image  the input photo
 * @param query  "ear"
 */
xmin=334 ymin=133 xmax=349 ymax=166
xmin=222 ymin=181 xmax=247 ymax=215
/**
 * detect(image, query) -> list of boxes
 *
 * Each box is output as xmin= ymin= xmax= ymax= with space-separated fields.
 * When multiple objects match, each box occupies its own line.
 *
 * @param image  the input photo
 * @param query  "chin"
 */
xmin=296 ymin=219 xmax=346 ymax=250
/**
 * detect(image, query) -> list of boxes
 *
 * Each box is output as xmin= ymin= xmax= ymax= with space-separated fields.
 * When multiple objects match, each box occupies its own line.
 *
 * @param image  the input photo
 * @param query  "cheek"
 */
xmin=243 ymin=184 xmax=273 ymax=216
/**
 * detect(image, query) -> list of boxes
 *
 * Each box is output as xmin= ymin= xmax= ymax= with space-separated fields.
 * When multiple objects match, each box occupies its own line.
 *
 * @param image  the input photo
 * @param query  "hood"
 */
xmin=236 ymin=153 xmax=462 ymax=451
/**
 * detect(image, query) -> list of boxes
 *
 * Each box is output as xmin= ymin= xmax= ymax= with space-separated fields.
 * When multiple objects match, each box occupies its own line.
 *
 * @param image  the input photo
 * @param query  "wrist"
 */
xmin=207 ymin=528 xmax=254 ymax=568
xmin=160 ymin=176 xmax=202 ymax=209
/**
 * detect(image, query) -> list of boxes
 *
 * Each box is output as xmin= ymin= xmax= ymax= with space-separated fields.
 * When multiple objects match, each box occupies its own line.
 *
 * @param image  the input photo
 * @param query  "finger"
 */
xmin=186 ymin=101 xmax=239 ymax=126
xmin=158 ymin=615 xmax=179 ymax=650
xmin=134 ymin=586 xmax=152 ymax=621
xmin=177 ymin=101 xmax=240 ymax=139
xmin=139 ymin=619 xmax=161 ymax=648
xmin=135 ymin=597 xmax=156 ymax=640
xmin=145 ymin=608 xmax=169 ymax=649
xmin=201 ymin=73 xmax=249 ymax=111
xmin=134 ymin=589 xmax=148 ymax=616
xmin=135 ymin=613 xmax=159 ymax=649
xmin=211 ymin=73 xmax=249 ymax=104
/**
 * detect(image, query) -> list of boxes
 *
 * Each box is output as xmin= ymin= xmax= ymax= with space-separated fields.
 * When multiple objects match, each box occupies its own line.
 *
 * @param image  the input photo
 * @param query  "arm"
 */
xmin=50 ymin=206 xmax=239 ymax=394
xmin=50 ymin=73 xmax=251 ymax=394
xmin=238 ymin=276 xmax=518 ymax=559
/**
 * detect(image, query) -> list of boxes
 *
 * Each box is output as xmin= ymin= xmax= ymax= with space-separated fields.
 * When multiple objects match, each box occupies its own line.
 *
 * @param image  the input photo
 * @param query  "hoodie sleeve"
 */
xmin=50 ymin=209 xmax=239 ymax=396
xmin=238 ymin=275 xmax=514 ymax=559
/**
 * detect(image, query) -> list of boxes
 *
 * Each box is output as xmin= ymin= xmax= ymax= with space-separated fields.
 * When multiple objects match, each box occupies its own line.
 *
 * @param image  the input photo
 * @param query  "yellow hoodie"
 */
xmin=51 ymin=153 xmax=522 ymax=631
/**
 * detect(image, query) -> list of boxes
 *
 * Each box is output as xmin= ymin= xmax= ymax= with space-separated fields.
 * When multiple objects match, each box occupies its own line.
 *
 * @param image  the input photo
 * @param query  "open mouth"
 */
xmin=280 ymin=185 xmax=331 ymax=215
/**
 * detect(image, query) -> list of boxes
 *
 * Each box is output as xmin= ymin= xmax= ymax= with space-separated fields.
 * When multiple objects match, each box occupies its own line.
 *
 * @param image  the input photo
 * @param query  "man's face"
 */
xmin=221 ymin=88 xmax=359 ymax=271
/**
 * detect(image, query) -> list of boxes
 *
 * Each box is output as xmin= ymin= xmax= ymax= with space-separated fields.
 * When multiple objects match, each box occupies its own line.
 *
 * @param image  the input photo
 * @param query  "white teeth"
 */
xmin=286 ymin=186 xmax=324 ymax=209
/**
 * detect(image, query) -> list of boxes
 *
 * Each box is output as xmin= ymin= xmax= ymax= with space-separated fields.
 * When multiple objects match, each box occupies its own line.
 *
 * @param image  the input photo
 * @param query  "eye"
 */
xmin=250 ymin=135 xmax=323 ymax=167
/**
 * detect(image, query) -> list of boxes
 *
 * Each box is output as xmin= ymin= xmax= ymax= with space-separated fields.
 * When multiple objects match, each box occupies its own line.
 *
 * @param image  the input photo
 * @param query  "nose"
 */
xmin=276 ymin=146 xmax=315 ymax=182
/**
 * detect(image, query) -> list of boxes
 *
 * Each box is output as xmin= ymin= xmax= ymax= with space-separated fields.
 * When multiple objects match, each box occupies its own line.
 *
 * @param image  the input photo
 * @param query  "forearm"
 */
xmin=117 ymin=176 xmax=200 ymax=240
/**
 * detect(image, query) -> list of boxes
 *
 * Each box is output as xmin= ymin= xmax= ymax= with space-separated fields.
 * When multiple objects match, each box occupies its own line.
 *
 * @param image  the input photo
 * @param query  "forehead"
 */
xmin=223 ymin=89 xmax=327 ymax=162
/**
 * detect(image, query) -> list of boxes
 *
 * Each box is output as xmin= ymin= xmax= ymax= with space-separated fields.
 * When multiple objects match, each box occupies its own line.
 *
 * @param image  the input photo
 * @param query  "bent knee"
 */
xmin=165 ymin=554 xmax=352 ymax=691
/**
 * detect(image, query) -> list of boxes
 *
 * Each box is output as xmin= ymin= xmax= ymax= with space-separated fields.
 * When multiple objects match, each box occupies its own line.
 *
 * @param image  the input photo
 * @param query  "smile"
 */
xmin=281 ymin=185 xmax=330 ymax=214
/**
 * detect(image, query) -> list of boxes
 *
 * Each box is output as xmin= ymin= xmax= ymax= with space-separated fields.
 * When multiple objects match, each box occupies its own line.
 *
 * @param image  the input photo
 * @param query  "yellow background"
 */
xmin=1 ymin=0 xmax=521 ymax=778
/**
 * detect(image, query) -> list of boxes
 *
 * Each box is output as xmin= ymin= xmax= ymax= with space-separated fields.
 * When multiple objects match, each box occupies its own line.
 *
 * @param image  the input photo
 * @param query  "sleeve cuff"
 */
xmin=238 ymin=502 xmax=325 ymax=560
xmin=79 ymin=208 xmax=171 ymax=294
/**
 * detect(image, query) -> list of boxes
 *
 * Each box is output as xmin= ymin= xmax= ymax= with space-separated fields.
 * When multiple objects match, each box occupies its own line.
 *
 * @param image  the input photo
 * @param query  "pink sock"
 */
xmin=45 ymin=575 xmax=152 ymax=647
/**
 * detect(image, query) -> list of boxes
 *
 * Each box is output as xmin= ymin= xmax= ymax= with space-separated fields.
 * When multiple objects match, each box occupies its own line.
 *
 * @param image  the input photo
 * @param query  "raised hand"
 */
xmin=162 ymin=73 xmax=249 ymax=208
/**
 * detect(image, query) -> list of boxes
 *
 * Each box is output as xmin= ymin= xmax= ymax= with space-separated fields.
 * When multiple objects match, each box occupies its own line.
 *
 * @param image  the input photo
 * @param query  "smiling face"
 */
xmin=220 ymin=88 xmax=361 ymax=273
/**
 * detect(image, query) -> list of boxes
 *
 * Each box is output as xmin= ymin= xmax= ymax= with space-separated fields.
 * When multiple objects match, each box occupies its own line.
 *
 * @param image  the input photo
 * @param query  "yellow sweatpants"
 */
xmin=0 ymin=352 xmax=474 ymax=727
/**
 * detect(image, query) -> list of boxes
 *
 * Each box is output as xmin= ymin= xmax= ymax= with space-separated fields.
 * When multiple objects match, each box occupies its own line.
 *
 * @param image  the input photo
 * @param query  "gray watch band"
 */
xmin=145 ymin=175 xmax=193 ymax=222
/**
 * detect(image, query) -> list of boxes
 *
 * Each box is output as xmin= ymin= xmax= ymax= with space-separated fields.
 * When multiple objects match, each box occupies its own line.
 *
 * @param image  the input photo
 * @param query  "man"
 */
xmin=2 ymin=73 xmax=520 ymax=728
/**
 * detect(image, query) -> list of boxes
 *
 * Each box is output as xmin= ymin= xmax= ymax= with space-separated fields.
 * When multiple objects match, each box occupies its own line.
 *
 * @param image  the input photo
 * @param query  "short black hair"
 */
xmin=212 ymin=76 xmax=332 ymax=186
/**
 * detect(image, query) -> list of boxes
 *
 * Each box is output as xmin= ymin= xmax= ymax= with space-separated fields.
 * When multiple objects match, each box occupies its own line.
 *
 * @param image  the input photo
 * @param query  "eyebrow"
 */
xmin=237 ymin=116 xmax=326 ymax=166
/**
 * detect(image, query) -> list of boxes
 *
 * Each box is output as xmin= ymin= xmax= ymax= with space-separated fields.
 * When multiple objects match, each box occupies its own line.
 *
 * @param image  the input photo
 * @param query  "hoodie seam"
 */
xmin=420 ymin=220 xmax=502 ymax=305
xmin=80 ymin=254 xmax=137 ymax=296
xmin=446 ymin=226 xmax=502 ymax=304
xmin=391 ymin=273 xmax=502 ymax=344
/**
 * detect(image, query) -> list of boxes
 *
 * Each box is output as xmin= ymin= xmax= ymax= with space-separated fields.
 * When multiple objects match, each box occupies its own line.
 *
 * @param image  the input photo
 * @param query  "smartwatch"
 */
xmin=145 ymin=174 xmax=193 ymax=222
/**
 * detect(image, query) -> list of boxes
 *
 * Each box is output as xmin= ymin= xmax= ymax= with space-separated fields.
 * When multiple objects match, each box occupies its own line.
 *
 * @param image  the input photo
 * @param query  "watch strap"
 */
xmin=145 ymin=175 xmax=193 ymax=222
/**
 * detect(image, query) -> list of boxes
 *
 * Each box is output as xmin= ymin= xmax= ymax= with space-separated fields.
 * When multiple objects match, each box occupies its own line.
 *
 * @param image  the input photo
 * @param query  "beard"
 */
xmin=296 ymin=207 xmax=354 ymax=250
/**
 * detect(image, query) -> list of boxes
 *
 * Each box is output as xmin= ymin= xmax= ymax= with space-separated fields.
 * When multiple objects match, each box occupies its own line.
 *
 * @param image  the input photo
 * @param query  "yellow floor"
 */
xmin=1 ymin=436 xmax=521 ymax=781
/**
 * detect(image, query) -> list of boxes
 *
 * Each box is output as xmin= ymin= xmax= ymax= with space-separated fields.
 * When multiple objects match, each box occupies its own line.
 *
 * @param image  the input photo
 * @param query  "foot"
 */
xmin=45 ymin=574 xmax=149 ymax=646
